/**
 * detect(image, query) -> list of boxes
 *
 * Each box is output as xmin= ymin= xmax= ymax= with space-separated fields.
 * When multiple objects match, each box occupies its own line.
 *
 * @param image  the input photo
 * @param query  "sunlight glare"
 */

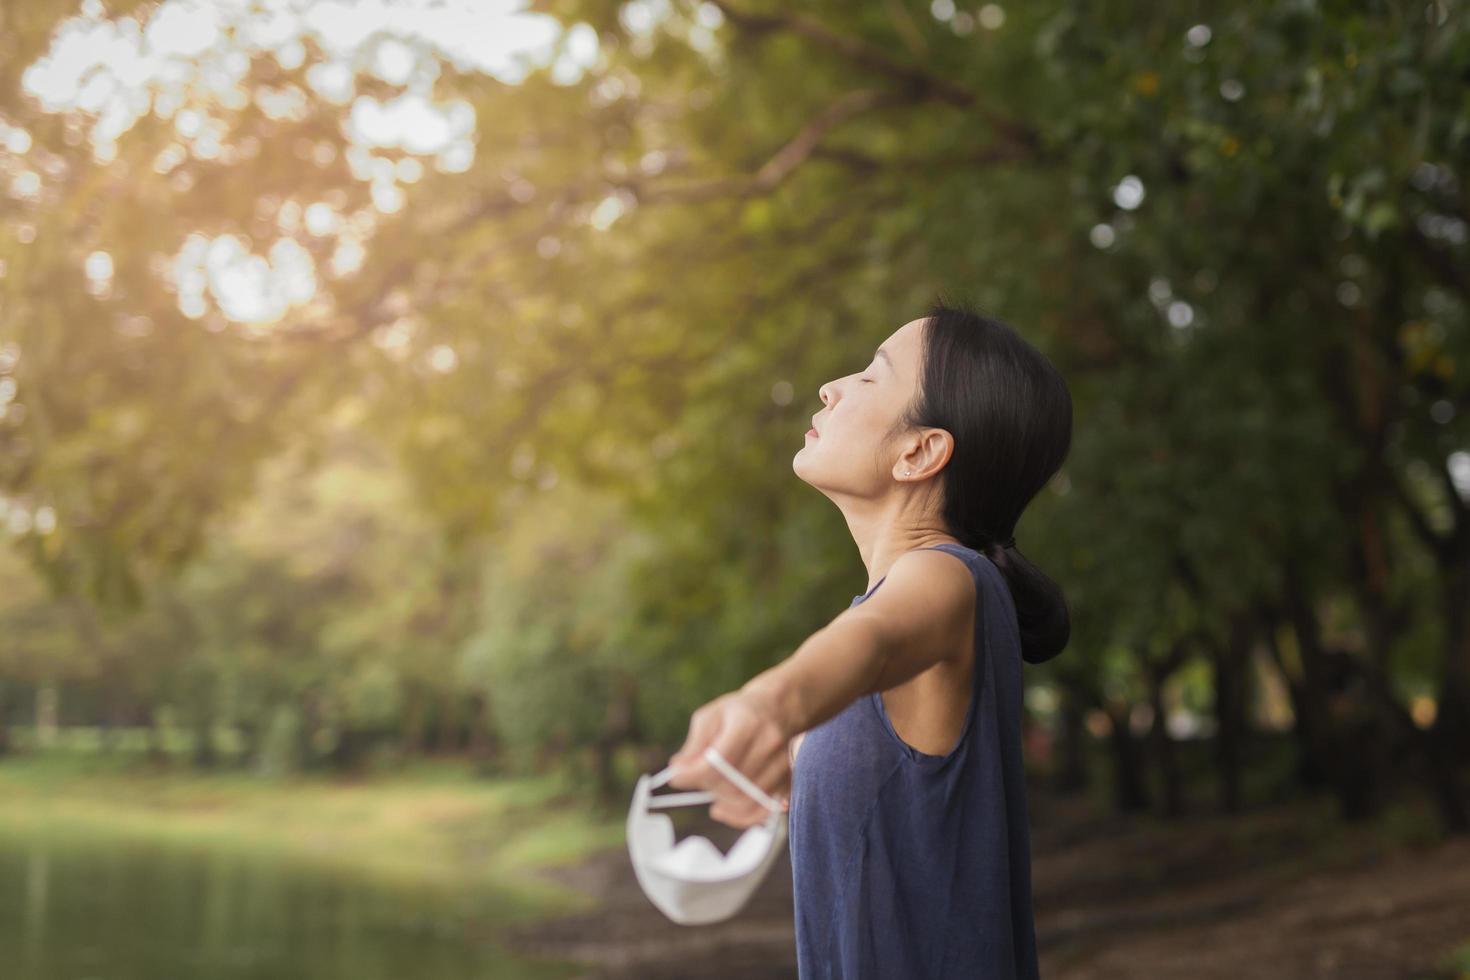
xmin=22 ymin=0 xmax=601 ymax=328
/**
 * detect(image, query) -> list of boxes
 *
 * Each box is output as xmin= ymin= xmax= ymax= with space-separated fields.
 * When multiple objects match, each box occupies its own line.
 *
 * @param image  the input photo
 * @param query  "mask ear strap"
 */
xmin=645 ymin=749 xmax=784 ymax=815
xmin=703 ymin=747 xmax=784 ymax=814
xmin=644 ymin=766 xmax=717 ymax=809
xmin=645 ymin=790 xmax=717 ymax=809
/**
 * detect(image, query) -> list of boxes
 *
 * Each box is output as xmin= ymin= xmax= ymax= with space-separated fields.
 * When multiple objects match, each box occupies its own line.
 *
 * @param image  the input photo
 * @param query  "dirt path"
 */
xmin=499 ymin=792 xmax=1470 ymax=979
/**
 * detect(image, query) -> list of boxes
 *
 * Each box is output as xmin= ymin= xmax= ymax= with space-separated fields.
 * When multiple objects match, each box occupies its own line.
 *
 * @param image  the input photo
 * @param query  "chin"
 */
xmin=792 ymin=450 xmax=814 ymax=483
xmin=793 ymin=450 xmax=831 ymax=491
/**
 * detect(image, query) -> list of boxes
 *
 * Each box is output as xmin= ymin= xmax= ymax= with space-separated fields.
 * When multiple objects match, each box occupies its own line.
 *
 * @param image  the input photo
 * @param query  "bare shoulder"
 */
xmin=849 ymin=546 xmax=975 ymax=669
xmin=875 ymin=546 xmax=976 ymax=613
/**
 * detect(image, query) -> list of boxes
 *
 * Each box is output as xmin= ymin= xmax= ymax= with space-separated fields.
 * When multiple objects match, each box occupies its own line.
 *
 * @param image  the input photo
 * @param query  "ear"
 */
xmin=895 ymin=428 xmax=954 ymax=479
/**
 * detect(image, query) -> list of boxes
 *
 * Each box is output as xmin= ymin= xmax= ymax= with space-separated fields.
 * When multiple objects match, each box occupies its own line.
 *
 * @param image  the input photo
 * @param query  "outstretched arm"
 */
xmin=667 ymin=547 xmax=972 ymax=829
xmin=743 ymin=547 xmax=973 ymax=748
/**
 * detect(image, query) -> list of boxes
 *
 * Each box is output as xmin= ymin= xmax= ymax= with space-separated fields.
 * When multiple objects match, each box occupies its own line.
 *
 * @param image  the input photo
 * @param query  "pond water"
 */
xmin=0 ymin=830 xmax=584 ymax=980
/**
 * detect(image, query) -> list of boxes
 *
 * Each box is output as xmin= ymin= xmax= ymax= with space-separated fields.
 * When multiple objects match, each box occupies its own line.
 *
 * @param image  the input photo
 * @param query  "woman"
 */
xmin=666 ymin=298 xmax=1072 ymax=978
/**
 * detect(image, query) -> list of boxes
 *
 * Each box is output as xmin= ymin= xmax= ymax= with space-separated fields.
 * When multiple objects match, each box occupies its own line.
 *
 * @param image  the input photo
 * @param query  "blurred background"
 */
xmin=1 ymin=0 xmax=1468 ymax=977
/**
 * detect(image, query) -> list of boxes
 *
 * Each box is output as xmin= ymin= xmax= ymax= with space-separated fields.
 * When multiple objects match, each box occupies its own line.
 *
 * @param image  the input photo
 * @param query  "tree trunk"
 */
xmin=402 ymin=683 xmax=427 ymax=755
xmin=99 ymin=678 xmax=128 ymax=755
xmin=35 ymin=686 xmax=59 ymax=749
xmin=1430 ymin=556 xmax=1470 ymax=833
xmin=297 ymin=691 xmax=322 ymax=770
xmin=1281 ymin=565 xmax=1365 ymax=813
xmin=1333 ymin=699 xmax=1383 ymax=822
xmin=143 ymin=704 xmax=168 ymax=765
xmin=1261 ymin=616 xmax=1328 ymax=791
xmin=592 ymin=672 xmax=640 ymax=806
xmin=1211 ymin=616 xmax=1253 ymax=815
xmin=434 ymin=691 xmax=462 ymax=754
xmin=235 ymin=719 xmax=259 ymax=770
xmin=1147 ymin=668 xmax=1184 ymax=817
xmin=1379 ymin=430 xmax=1470 ymax=833
xmin=1053 ymin=684 xmax=1089 ymax=795
xmin=192 ymin=710 xmax=217 ymax=768
xmin=1105 ymin=700 xmax=1150 ymax=813
xmin=466 ymin=691 xmax=500 ymax=772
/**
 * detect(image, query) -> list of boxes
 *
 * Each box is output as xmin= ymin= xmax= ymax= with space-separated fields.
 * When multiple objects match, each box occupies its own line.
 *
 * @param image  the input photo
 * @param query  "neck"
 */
xmin=850 ymin=522 xmax=961 ymax=594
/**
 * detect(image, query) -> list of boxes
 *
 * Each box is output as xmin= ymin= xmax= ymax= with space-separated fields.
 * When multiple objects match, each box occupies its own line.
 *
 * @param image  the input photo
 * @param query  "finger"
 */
xmin=703 ymin=702 xmax=784 ymax=788
xmin=708 ymin=799 xmax=734 ymax=827
xmin=667 ymin=749 xmax=716 ymax=789
xmin=710 ymin=799 xmax=761 ymax=830
xmin=668 ymin=703 xmax=724 ymax=784
xmin=707 ymin=773 xmax=777 ymax=816
xmin=713 ymin=748 xmax=788 ymax=812
xmin=673 ymin=702 xmax=723 ymax=769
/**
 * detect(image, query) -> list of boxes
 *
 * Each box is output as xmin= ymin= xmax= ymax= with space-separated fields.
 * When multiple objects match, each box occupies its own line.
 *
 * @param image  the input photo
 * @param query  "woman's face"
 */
xmin=793 ymin=316 xmax=929 ymax=495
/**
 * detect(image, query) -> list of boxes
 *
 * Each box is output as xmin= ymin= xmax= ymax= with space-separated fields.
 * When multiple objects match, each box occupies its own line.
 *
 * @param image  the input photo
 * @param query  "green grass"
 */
xmin=0 ymin=751 xmax=629 ymax=924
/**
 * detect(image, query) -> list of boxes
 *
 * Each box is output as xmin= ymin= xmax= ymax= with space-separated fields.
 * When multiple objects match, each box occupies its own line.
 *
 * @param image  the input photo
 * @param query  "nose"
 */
xmin=818 ymin=380 xmax=834 ymax=406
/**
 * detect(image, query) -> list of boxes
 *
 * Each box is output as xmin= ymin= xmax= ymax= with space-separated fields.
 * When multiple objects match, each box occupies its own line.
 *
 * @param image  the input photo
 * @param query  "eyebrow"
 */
xmin=874 ymin=347 xmax=894 ymax=371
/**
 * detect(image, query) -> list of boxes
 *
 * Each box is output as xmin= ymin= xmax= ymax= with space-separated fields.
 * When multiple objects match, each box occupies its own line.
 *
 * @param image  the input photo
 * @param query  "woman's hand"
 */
xmin=666 ymin=687 xmax=793 ymax=830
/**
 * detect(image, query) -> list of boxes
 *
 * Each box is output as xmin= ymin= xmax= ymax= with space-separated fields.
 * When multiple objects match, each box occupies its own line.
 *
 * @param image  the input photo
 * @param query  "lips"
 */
xmin=806 ymin=427 xmax=819 ymax=437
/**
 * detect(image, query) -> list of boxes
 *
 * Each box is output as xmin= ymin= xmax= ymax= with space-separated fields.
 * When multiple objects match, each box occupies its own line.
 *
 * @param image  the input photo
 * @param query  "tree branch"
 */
xmin=629 ymin=87 xmax=914 ymax=203
xmin=1386 ymin=463 xmax=1449 ymax=559
xmin=272 ymin=87 xmax=922 ymax=344
xmin=884 ymin=0 xmax=929 ymax=61
xmin=809 ymin=140 xmax=1039 ymax=174
xmin=706 ymin=0 xmax=1041 ymax=150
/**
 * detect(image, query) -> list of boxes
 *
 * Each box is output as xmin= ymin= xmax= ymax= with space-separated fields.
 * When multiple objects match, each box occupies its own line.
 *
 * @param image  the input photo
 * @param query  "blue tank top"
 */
xmin=789 ymin=541 xmax=1040 ymax=979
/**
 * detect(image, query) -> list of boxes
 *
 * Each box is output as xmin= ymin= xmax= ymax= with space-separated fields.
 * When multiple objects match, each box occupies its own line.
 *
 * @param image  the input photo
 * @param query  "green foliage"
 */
xmin=0 ymin=0 xmax=1467 ymax=792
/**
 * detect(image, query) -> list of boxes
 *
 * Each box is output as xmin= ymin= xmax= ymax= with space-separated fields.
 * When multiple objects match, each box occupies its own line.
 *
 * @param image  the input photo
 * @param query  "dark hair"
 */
xmin=891 ymin=295 xmax=1073 ymax=664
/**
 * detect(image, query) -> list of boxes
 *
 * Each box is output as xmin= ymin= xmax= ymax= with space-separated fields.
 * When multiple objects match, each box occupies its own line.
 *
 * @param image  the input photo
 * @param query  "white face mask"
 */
xmin=626 ymin=746 xmax=788 ymax=926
